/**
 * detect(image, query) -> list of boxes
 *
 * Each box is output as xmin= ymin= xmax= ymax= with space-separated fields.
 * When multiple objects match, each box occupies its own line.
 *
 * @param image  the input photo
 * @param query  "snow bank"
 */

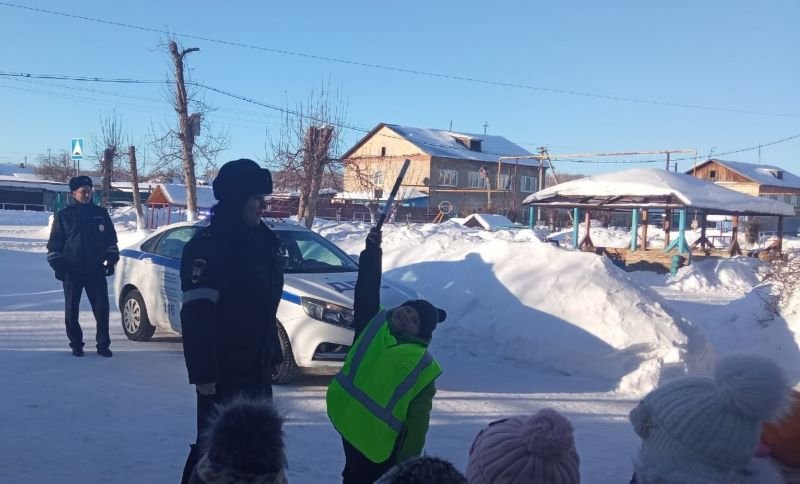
xmin=668 ymin=257 xmax=762 ymax=294
xmin=697 ymin=288 xmax=800 ymax=385
xmin=318 ymin=221 xmax=711 ymax=394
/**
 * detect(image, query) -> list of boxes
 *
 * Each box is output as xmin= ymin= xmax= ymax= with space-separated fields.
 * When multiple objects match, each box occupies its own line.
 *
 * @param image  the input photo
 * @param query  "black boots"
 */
xmin=97 ymin=347 xmax=113 ymax=358
xmin=71 ymin=347 xmax=85 ymax=357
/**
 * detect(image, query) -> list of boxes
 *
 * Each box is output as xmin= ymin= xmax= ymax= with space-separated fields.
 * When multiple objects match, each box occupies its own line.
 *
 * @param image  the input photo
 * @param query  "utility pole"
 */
xmin=170 ymin=40 xmax=200 ymax=221
xmin=536 ymin=147 xmax=548 ymax=224
xmin=666 ymin=152 xmax=671 ymax=171
xmin=483 ymin=122 xmax=489 ymax=135
xmin=129 ymin=146 xmax=145 ymax=231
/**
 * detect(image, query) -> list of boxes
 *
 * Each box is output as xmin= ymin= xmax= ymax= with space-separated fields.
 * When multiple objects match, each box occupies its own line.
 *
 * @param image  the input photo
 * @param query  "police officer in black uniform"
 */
xmin=179 ymin=159 xmax=285 ymax=484
xmin=46 ymin=175 xmax=119 ymax=357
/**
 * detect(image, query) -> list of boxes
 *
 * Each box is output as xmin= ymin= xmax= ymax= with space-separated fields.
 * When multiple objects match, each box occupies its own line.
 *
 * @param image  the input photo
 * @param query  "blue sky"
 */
xmin=0 ymin=0 xmax=798 ymax=175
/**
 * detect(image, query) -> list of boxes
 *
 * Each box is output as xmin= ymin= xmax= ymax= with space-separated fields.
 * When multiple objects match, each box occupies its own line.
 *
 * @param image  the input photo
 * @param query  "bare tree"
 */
xmin=267 ymin=84 xmax=347 ymax=228
xmin=33 ymin=150 xmax=74 ymax=182
xmin=90 ymin=110 xmax=128 ymax=207
xmin=149 ymin=39 xmax=229 ymax=221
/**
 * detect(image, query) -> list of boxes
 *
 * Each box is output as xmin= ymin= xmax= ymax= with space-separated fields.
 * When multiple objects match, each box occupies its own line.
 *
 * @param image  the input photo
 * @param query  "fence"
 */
xmin=0 ymin=203 xmax=46 ymax=211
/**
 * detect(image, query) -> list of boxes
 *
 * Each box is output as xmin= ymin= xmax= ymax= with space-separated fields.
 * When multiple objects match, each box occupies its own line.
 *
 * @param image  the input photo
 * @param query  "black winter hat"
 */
xmin=376 ymin=456 xmax=467 ymax=484
xmin=212 ymin=158 xmax=273 ymax=201
xmin=401 ymin=299 xmax=446 ymax=340
xmin=201 ymin=397 xmax=286 ymax=475
xmin=68 ymin=176 xmax=93 ymax=192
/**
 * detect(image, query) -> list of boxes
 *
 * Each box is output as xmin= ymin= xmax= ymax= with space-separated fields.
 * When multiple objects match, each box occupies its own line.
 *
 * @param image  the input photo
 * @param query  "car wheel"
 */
xmin=272 ymin=322 xmax=298 ymax=385
xmin=122 ymin=289 xmax=156 ymax=342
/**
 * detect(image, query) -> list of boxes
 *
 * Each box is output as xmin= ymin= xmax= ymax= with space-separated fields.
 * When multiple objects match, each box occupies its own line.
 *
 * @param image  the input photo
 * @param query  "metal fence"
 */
xmin=0 ymin=203 xmax=46 ymax=211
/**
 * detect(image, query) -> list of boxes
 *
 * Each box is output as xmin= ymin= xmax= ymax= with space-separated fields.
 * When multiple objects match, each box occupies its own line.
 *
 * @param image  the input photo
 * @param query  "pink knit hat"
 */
xmin=467 ymin=408 xmax=580 ymax=484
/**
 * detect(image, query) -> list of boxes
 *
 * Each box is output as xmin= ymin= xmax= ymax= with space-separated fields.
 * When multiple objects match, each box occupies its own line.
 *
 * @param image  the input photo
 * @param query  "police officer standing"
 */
xmin=179 ymin=159 xmax=285 ymax=484
xmin=46 ymin=175 xmax=119 ymax=358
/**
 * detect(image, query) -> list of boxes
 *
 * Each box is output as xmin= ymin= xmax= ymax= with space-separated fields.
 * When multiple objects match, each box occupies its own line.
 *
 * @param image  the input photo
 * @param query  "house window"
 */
xmin=438 ymin=169 xmax=458 ymax=187
xmin=709 ymin=170 xmax=717 ymax=179
xmin=793 ymin=195 xmax=800 ymax=207
xmin=521 ymin=175 xmax=538 ymax=193
xmin=784 ymin=194 xmax=793 ymax=204
xmin=468 ymin=171 xmax=487 ymax=189
xmin=768 ymin=194 xmax=779 ymax=201
xmin=380 ymin=147 xmax=386 ymax=157
xmin=373 ymin=170 xmax=384 ymax=187
xmin=498 ymin=174 xmax=511 ymax=190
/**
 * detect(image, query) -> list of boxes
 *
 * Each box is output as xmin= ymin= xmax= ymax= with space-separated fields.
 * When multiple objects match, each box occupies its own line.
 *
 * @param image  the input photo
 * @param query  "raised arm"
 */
xmin=352 ymin=228 xmax=382 ymax=339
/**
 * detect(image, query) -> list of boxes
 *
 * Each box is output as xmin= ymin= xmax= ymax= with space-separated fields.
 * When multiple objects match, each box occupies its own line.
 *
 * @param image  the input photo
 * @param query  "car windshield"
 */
xmin=273 ymin=228 xmax=358 ymax=274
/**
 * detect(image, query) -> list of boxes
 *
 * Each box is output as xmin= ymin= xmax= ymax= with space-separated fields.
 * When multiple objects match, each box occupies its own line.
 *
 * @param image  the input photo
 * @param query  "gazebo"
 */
xmin=523 ymin=168 xmax=794 ymax=272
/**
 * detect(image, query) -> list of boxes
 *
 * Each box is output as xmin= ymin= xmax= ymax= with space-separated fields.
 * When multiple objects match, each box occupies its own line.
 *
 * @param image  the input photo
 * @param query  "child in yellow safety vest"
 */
xmin=326 ymin=227 xmax=447 ymax=484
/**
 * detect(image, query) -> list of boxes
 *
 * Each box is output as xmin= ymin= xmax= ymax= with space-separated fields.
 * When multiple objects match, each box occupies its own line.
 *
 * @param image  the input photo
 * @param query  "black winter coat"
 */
xmin=180 ymin=221 xmax=285 ymax=390
xmin=46 ymin=202 xmax=119 ymax=276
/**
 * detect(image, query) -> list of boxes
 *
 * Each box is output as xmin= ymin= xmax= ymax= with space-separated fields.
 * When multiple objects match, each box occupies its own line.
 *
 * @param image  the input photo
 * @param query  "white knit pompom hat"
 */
xmin=630 ymin=354 xmax=792 ymax=481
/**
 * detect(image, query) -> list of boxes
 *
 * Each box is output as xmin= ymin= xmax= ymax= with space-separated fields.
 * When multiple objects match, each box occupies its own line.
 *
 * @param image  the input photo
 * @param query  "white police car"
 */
xmin=114 ymin=220 xmax=419 ymax=384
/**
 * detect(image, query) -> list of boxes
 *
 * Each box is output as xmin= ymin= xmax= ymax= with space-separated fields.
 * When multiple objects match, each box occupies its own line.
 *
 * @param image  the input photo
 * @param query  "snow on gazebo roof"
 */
xmin=523 ymin=168 xmax=794 ymax=216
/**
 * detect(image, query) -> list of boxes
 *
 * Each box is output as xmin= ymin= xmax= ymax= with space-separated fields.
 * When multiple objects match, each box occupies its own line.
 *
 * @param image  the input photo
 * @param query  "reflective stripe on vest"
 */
xmin=349 ymin=309 xmax=387 ymax=369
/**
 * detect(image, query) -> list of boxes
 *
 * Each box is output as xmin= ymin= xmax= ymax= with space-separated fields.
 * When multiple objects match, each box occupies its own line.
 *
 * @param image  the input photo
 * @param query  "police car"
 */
xmin=114 ymin=220 xmax=419 ymax=384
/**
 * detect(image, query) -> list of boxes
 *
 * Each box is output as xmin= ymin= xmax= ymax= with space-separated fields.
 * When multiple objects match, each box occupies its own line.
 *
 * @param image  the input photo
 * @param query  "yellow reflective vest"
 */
xmin=326 ymin=309 xmax=442 ymax=463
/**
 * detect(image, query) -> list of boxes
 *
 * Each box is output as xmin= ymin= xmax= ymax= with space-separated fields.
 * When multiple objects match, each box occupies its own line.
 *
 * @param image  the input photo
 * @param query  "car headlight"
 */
xmin=301 ymin=297 xmax=355 ymax=328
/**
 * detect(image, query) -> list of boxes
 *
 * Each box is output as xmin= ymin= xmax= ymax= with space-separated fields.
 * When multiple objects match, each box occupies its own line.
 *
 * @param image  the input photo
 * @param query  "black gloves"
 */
xmin=51 ymin=259 xmax=65 ymax=281
xmin=104 ymin=263 xmax=115 ymax=277
xmin=366 ymin=227 xmax=382 ymax=250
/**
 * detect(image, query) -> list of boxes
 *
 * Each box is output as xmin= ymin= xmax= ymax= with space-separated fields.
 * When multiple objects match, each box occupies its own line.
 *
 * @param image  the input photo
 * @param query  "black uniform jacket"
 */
xmin=179 ymin=221 xmax=285 ymax=388
xmin=46 ymin=202 xmax=119 ymax=276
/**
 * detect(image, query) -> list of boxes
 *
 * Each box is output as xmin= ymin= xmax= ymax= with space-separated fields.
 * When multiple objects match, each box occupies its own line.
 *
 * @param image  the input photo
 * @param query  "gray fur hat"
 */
xmin=196 ymin=397 xmax=287 ymax=483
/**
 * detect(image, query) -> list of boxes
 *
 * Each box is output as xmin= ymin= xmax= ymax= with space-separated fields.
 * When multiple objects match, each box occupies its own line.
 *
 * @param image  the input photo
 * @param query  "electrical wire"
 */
xmin=1 ymin=70 xmax=798 ymax=165
xmin=0 ymin=1 xmax=797 ymax=118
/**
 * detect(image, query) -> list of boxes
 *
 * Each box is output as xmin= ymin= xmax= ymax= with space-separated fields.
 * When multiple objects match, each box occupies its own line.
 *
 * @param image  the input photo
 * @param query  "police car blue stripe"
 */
xmin=121 ymin=248 xmax=302 ymax=305
xmin=282 ymin=291 xmax=302 ymax=305
xmin=119 ymin=248 xmax=180 ymax=270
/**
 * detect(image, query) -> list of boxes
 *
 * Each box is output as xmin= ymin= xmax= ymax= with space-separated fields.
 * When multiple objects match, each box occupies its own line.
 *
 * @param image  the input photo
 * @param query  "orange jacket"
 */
xmin=762 ymin=391 xmax=800 ymax=469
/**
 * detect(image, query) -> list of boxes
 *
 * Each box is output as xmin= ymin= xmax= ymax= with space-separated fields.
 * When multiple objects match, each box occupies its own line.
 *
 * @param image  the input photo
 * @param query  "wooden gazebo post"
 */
xmin=630 ymin=208 xmax=639 ymax=251
xmin=728 ymin=215 xmax=742 ymax=256
xmin=579 ymin=210 xmax=594 ymax=250
xmin=641 ymin=209 xmax=649 ymax=251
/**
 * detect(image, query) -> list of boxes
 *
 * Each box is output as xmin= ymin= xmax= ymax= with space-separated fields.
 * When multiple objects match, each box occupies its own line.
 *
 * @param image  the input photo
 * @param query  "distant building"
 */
xmin=0 ymin=163 xmax=69 ymax=211
xmin=687 ymin=159 xmax=800 ymax=234
xmin=341 ymin=123 xmax=546 ymax=217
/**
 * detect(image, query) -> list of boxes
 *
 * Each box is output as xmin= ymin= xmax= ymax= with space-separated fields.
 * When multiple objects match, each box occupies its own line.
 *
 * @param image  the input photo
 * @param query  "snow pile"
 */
xmin=694 ymin=288 xmax=800 ymax=385
xmin=668 ymin=257 xmax=762 ymax=295
xmin=318 ymin=221 xmax=711 ymax=394
xmin=548 ymin=224 xmax=634 ymax=248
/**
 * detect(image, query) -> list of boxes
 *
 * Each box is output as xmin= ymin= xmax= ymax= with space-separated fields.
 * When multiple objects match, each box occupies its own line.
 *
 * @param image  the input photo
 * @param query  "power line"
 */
xmin=1 ymin=76 xmax=285 ymax=129
xmin=1 ymin=1 xmax=797 ymax=118
xmin=1 ymin=70 xmax=798 ymax=165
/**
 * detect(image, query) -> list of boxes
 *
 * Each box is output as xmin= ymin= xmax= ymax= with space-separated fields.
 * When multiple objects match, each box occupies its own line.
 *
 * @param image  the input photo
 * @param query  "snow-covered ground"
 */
xmin=1 ymin=210 xmax=798 ymax=483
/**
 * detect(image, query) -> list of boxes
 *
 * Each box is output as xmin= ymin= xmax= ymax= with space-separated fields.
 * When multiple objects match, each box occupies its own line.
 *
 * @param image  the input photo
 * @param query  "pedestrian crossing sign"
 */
xmin=71 ymin=138 xmax=84 ymax=161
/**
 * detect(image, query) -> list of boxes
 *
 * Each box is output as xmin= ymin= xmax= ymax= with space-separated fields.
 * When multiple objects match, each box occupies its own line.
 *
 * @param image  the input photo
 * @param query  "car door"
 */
xmin=148 ymin=226 xmax=199 ymax=333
